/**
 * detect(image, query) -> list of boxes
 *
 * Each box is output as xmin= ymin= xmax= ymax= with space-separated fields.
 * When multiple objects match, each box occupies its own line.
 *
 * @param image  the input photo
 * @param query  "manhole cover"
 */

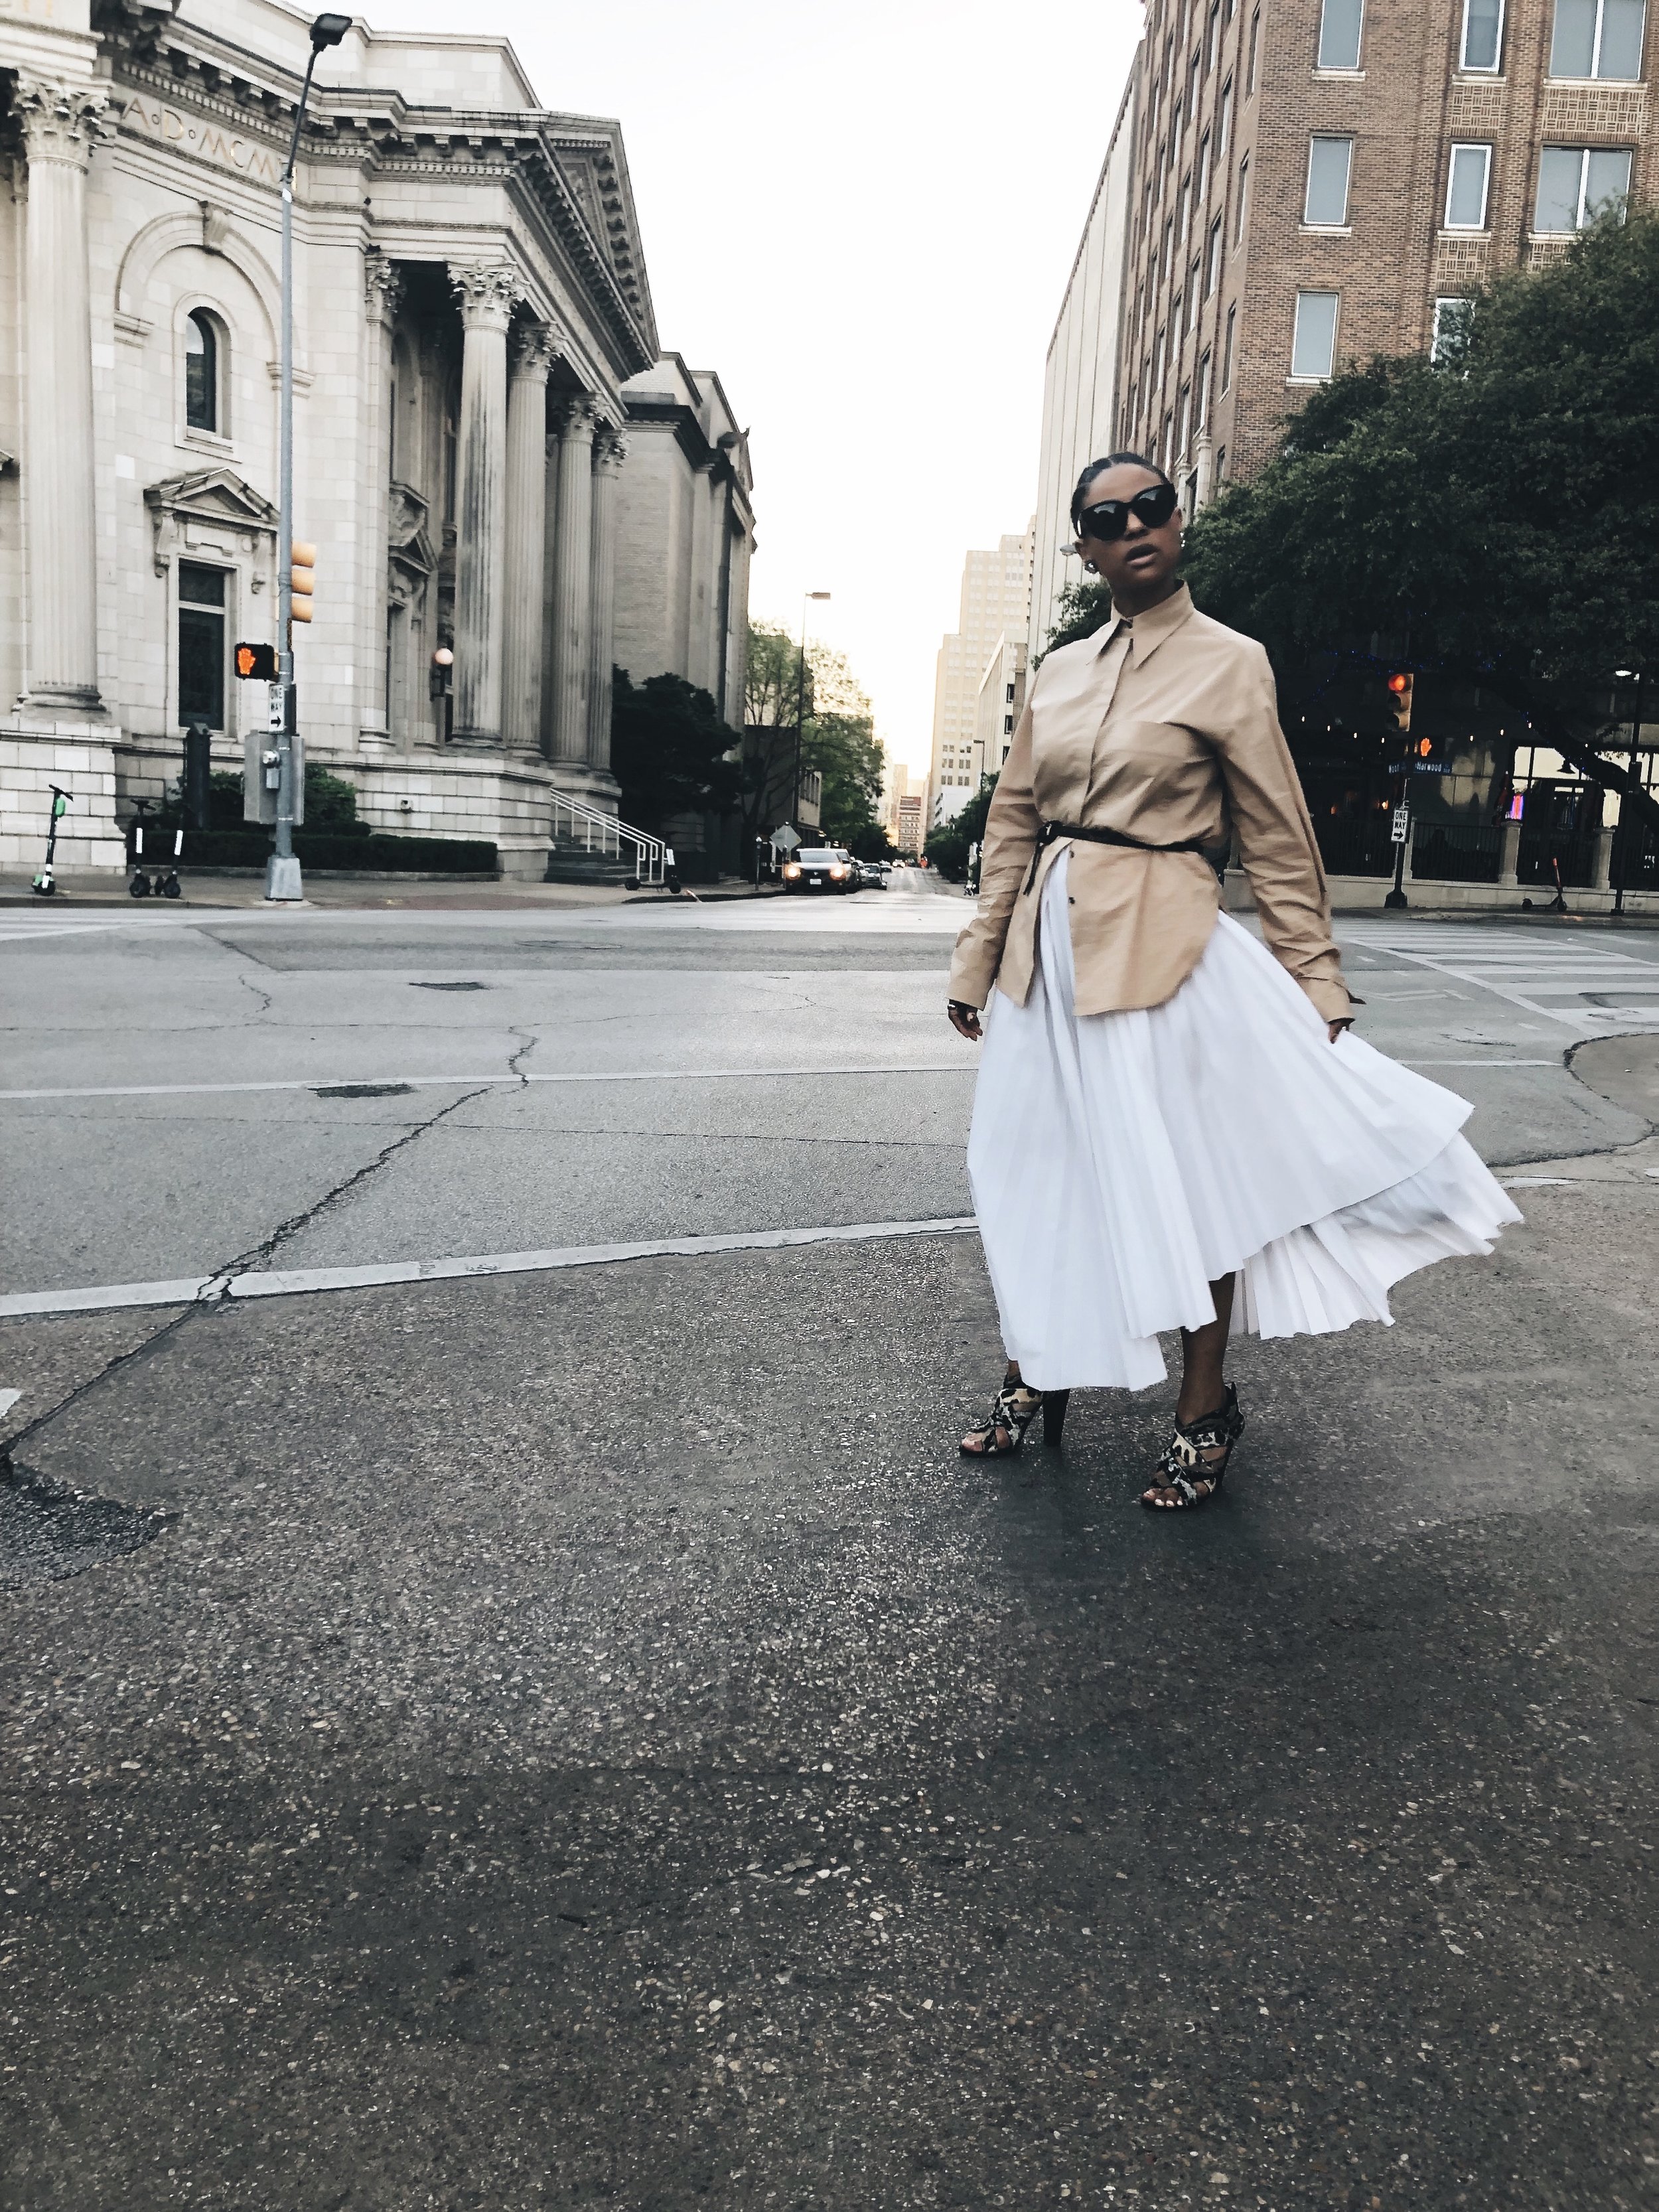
xmin=0 ymin=1462 xmax=172 ymax=1590
xmin=409 ymin=980 xmax=488 ymax=992
xmin=312 ymin=1082 xmax=415 ymax=1099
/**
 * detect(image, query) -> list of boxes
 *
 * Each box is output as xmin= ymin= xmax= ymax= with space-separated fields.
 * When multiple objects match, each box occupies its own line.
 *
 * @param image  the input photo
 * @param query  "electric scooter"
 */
xmin=30 ymin=784 xmax=71 ymax=896
xmin=127 ymin=799 xmax=184 ymax=899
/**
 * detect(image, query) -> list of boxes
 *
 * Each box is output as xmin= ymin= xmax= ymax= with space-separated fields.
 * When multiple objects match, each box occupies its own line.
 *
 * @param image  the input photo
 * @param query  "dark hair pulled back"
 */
xmin=1069 ymin=451 xmax=1175 ymax=532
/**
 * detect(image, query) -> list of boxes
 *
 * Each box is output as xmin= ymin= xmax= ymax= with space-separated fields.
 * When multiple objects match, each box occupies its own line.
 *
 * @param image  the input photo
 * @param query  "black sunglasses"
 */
xmin=1076 ymin=482 xmax=1179 ymax=542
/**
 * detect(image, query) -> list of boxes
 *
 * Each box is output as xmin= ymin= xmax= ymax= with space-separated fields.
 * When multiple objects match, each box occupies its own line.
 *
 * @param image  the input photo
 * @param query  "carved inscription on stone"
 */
xmin=121 ymin=96 xmax=282 ymax=184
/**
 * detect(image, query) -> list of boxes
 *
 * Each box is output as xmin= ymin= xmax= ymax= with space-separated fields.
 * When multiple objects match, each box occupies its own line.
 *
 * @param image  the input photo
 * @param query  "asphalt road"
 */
xmin=3 ymin=879 xmax=1658 ymax=2211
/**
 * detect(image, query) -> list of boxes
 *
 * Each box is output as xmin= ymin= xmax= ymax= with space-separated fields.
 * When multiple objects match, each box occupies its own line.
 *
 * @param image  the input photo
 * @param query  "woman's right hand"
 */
xmin=948 ymin=1000 xmax=983 ymax=1042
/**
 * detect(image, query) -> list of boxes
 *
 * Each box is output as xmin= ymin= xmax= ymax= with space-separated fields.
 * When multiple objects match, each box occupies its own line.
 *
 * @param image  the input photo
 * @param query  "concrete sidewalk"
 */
xmin=0 ymin=866 xmax=793 ymax=912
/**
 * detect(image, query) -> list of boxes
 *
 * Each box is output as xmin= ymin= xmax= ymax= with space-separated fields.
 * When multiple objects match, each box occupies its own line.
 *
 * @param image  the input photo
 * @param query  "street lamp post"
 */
xmin=1613 ymin=667 xmax=1642 ymax=918
xmin=265 ymin=11 xmax=350 ymax=905
xmin=791 ymin=590 xmax=831 ymax=835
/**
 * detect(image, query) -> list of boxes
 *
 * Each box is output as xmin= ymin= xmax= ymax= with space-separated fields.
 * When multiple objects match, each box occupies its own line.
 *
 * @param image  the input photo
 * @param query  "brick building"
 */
xmin=1118 ymin=0 xmax=1656 ymax=502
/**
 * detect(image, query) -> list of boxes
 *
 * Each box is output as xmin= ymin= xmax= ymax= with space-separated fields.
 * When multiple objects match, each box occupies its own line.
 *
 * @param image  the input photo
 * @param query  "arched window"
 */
xmin=185 ymin=309 xmax=219 ymax=433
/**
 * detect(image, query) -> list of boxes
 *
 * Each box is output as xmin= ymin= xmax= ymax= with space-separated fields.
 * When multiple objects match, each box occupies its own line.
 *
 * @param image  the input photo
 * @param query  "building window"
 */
xmin=1162 ymin=409 xmax=1175 ymax=461
xmin=1291 ymin=289 xmax=1340 ymax=378
xmin=1236 ymin=153 xmax=1250 ymax=240
xmin=184 ymin=310 xmax=220 ymax=434
xmin=1317 ymin=0 xmax=1364 ymax=66
xmin=1197 ymin=129 xmax=1212 ymax=204
xmin=1208 ymin=1 xmax=1222 ymax=68
xmin=1221 ymin=301 xmax=1237 ymax=389
xmin=1003 ymin=713 xmax=1014 ymax=733
xmin=1445 ymin=142 xmax=1493 ymax=228
xmin=1206 ymin=215 xmax=1224 ymax=294
xmin=1179 ymin=381 xmax=1192 ymax=455
xmin=1304 ymin=135 xmax=1354 ymax=224
xmin=1189 ymin=261 xmax=1202 ymax=331
xmin=1218 ymin=75 xmax=1234 ymax=157
xmin=1247 ymin=5 xmax=1262 ymax=90
xmin=1180 ymin=172 xmax=1192 ymax=241
xmin=1461 ymin=0 xmax=1505 ymax=68
xmin=1216 ymin=443 xmax=1229 ymax=480
xmin=178 ymin=561 xmax=227 ymax=729
xmin=1534 ymin=143 xmax=1632 ymax=229
xmin=1549 ymin=0 xmax=1645 ymax=77
xmin=1156 ymin=323 xmax=1168 ymax=385
xmin=1431 ymin=296 xmax=1474 ymax=361
xmin=1198 ymin=345 xmax=1213 ymax=425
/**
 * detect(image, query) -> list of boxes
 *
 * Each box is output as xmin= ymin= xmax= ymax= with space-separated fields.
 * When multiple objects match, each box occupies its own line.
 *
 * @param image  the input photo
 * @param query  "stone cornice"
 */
xmin=96 ymin=14 xmax=656 ymax=374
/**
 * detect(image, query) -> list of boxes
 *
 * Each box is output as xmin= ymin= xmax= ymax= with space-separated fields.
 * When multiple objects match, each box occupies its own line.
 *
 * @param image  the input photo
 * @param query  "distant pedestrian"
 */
xmin=948 ymin=454 xmax=1519 ymax=1505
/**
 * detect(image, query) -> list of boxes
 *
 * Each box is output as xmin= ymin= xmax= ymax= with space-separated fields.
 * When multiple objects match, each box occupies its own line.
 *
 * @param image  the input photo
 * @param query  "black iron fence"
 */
xmin=1313 ymin=814 xmax=1396 ymax=877
xmin=1411 ymin=822 xmax=1502 ymax=883
xmin=1518 ymin=824 xmax=1599 ymax=888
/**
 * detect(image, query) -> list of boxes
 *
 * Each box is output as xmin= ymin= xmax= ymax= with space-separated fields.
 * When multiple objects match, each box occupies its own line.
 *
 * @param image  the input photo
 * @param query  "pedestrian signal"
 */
xmin=234 ymin=640 xmax=279 ymax=681
xmin=290 ymin=540 xmax=316 ymax=625
xmin=1386 ymin=670 xmax=1414 ymax=732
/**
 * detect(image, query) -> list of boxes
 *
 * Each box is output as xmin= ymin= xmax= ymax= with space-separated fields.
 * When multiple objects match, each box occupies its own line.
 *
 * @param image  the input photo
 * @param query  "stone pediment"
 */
xmin=145 ymin=468 xmax=279 ymax=575
xmin=388 ymin=479 xmax=435 ymax=573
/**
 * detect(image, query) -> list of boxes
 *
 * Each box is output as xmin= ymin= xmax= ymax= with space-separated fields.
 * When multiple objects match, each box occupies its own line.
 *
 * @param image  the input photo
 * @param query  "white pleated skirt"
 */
xmin=967 ymin=850 xmax=1522 ymax=1392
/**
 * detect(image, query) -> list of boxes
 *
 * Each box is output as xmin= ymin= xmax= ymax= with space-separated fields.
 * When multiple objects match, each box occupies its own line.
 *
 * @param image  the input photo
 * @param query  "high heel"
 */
xmin=1042 ymin=1390 xmax=1070 ymax=1447
xmin=1141 ymin=1382 xmax=1244 ymax=1509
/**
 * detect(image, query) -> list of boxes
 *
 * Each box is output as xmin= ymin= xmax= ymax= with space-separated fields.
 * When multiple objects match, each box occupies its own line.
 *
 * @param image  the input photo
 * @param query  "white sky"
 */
xmin=358 ymin=0 xmax=1141 ymax=774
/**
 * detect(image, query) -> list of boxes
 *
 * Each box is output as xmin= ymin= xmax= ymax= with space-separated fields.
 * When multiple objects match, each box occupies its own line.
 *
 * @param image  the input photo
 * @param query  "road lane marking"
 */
xmin=1 ymin=1055 xmax=1571 ymax=1102
xmin=0 ymin=1062 xmax=980 ymax=1102
xmin=0 ymin=1217 xmax=983 ymax=1319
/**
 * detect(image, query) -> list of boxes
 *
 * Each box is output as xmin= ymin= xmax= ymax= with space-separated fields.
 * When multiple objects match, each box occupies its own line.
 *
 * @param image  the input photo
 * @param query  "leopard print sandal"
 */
xmin=1142 ymin=1383 xmax=1244 ymax=1509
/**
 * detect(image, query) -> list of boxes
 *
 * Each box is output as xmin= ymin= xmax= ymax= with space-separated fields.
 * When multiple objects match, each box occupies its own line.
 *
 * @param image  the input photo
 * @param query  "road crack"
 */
xmin=1 ymin=1084 xmax=493 ymax=1471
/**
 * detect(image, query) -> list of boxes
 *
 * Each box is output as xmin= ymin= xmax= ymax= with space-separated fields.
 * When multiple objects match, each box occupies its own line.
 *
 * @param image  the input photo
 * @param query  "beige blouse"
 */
xmin=946 ymin=584 xmax=1353 ymax=1026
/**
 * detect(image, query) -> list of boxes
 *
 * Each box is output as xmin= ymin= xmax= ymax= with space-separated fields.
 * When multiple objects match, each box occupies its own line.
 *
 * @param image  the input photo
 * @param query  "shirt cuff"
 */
xmin=1301 ymin=976 xmax=1354 ymax=1025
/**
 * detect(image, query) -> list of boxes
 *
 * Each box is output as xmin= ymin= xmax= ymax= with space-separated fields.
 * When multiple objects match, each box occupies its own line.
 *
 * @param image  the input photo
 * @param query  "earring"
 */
xmin=1084 ymin=559 xmax=1098 ymax=573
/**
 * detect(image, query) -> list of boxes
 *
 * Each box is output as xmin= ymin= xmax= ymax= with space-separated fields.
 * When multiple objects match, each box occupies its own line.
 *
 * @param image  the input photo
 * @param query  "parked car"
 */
xmin=781 ymin=847 xmax=858 ymax=894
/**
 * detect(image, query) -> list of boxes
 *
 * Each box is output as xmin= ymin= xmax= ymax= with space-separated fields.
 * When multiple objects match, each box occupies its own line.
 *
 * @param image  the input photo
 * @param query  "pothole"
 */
xmin=0 ymin=1460 xmax=173 ymax=1590
xmin=409 ymin=981 xmax=489 ymax=992
xmin=312 ymin=1082 xmax=415 ymax=1099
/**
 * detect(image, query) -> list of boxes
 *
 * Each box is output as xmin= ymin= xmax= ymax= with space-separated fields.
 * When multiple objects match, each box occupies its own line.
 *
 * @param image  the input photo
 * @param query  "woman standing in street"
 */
xmin=950 ymin=455 xmax=1519 ymax=1507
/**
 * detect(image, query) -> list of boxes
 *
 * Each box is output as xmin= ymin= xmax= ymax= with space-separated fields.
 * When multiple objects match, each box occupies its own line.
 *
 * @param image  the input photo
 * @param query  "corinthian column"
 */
xmin=17 ymin=78 xmax=109 ymax=711
xmin=549 ymin=394 xmax=597 ymax=766
xmin=586 ymin=425 xmax=629 ymax=776
xmin=502 ymin=322 xmax=557 ymax=752
xmin=359 ymin=252 xmax=403 ymax=747
xmin=449 ymin=263 xmax=521 ymax=746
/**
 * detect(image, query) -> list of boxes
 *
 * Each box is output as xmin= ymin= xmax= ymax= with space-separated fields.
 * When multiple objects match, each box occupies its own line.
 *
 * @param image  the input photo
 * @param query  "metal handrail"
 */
xmin=549 ymin=792 xmax=668 ymax=886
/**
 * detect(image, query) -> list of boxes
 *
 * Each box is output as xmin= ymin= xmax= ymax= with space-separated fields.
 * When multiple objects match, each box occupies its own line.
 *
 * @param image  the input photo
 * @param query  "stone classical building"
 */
xmin=927 ymin=530 xmax=1032 ymax=828
xmin=0 ymin=0 xmax=751 ymax=879
xmin=614 ymin=354 xmax=753 ymax=733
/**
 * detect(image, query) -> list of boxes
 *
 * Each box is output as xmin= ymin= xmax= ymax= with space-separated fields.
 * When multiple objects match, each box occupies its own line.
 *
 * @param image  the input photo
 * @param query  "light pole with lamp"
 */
xmin=791 ymin=590 xmax=831 ymax=836
xmin=265 ymin=11 xmax=351 ymax=903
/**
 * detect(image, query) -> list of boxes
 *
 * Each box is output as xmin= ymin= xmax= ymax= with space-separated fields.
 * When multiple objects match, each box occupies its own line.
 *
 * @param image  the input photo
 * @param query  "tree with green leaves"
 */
xmin=1179 ymin=208 xmax=1659 ymax=836
xmin=611 ymin=668 xmax=740 ymax=833
xmin=744 ymin=620 xmax=894 ymax=857
xmin=925 ymin=773 xmax=997 ymax=881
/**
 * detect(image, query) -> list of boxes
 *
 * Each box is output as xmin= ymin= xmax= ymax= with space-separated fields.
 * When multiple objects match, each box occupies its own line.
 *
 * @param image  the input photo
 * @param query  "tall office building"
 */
xmin=1117 ymin=0 xmax=1657 ymax=506
xmin=928 ymin=530 xmax=1033 ymax=826
xmin=1029 ymin=85 xmax=1137 ymax=662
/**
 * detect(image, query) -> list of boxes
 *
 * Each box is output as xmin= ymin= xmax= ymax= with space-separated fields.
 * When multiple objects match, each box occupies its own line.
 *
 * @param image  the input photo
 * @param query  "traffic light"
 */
xmin=290 ymin=540 xmax=316 ymax=625
xmin=1386 ymin=670 xmax=1414 ymax=732
xmin=234 ymin=640 xmax=279 ymax=681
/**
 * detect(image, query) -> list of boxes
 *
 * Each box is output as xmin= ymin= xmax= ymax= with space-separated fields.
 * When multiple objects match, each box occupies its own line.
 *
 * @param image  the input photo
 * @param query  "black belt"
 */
xmin=1023 ymin=818 xmax=1210 ymax=895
